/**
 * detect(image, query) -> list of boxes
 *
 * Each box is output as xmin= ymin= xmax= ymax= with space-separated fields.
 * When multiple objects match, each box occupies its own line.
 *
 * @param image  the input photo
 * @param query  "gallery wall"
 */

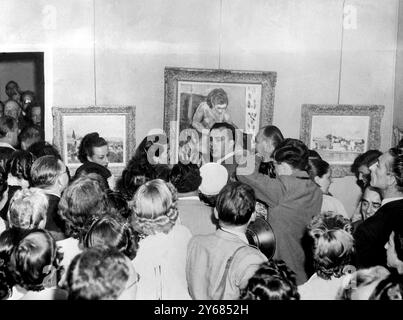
xmin=394 ymin=0 xmax=403 ymax=130
xmin=0 ymin=0 xmax=399 ymax=215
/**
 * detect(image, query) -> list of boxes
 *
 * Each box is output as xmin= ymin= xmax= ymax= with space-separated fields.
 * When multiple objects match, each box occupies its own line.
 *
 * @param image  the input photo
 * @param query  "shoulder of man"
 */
xmin=229 ymin=245 xmax=267 ymax=286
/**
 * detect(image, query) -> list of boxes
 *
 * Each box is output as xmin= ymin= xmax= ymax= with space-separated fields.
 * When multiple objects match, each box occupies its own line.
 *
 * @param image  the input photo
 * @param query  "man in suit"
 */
xmin=30 ymin=155 xmax=70 ymax=241
xmin=0 ymin=116 xmax=19 ymax=169
xmin=208 ymin=122 xmax=253 ymax=180
xmin=237 ymin=138 xmax=323 ymax=285
xmin=354 ymin=147 xmax=403 ymax=268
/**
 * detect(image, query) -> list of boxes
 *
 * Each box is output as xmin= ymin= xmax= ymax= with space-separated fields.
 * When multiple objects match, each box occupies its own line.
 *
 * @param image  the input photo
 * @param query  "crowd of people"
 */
xmin=0 ymin=87 xmax=402 ymax=300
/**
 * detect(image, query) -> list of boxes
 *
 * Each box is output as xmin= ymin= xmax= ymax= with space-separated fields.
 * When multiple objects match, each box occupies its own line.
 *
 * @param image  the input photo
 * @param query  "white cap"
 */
xmin=199 ymin=162 xmax=228 ymax=196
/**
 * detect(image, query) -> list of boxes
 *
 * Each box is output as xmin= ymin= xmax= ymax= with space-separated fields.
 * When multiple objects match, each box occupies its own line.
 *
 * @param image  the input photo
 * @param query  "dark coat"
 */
xmin=44 ymin=193 xmax=65 ymax=241
xmin=354 ymin=199 xmax=403 ymax=268
xmin=237 ymin=157 xmax=323 ymax=285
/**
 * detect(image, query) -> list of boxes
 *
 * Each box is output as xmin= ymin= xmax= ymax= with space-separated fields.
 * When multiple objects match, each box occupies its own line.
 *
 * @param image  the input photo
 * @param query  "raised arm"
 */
xmin=237 ymin=155 xmax=285 ymax=207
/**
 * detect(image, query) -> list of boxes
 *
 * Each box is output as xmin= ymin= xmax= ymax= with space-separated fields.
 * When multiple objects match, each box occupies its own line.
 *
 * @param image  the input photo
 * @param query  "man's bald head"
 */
xmin=4 ymin=99 xmax=21 ymax=119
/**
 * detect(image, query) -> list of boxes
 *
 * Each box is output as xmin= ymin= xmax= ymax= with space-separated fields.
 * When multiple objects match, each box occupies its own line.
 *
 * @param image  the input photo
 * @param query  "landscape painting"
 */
xmin=63 ymin=115 xmax=126 ymax=166
xmin=52 ymin=106 xmax=136 ymax=175
xmin=300 ymin=104 xmax=384 ymax=177
xmin=310 ymin=115 xmax=369 ymax=164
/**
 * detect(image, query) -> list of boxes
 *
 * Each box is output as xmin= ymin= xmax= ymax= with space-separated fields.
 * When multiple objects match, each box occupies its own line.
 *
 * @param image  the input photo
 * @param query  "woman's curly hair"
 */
xmin=240 ymin=260 xmax=300 ymax=300
xmin=5 ymin=150 xmax=36 ymax=181
xmin=8 ymin=229 xmax=64 ymax=292
xmin=65 ymin=246 xmax=130 ymax=300
xmin=57 ymin=176 xmax=109 ymax=241
xmin=84 ymin=214 xmax=140 ymax=260
xmin=128 ymin=179 xmax=179 ymax=237
xmin=308 ymin=212 xmax=354 ymax=280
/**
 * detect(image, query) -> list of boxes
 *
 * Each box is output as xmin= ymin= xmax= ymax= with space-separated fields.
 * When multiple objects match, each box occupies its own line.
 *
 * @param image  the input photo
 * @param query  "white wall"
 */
xmin=0 ymin=0 xmax=399 ymax=215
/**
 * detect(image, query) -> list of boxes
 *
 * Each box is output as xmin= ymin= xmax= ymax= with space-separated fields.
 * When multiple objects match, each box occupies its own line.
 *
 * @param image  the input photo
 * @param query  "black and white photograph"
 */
xmin=1 ymin=0 xmax=403 ymax=309
xmin=64 ymin=114 xmax=125 ymax=165
xmin=310 ymin=115 xmax=369 ymax=164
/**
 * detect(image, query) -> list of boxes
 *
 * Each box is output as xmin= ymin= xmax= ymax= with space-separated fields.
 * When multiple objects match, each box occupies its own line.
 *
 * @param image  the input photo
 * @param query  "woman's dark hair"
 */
xmin=117 ymin=135 xmax=168 ymax=200
xmin=391 ymin=218 xmax=403 ymax=262
xmin=78 ymin=132 xmax=107 ymax=164
xmin=272 ymin=138 xmax=309 ymax=171
xmin=198 ymin=192 xmax=218 ymax=208
xmin=0 ymin=228 xmax=29 ymax=299
xmin=57 ymin=176 xmax=110 ymax=241
xmin=215 ymin=182 xmax=255 ymax=226
xmin=307 ymin=158 xmax=330 ymax=179
xmin=240 ymin=260 xmax=300 ymax=300
xmin=206 ymin=88 xmax=228 ymax=109
xmin=106 ymin=190 xmax=131 ymax=219
xmin=351 ymin=150 xmax=382 ymax=177
xmin=259 ymin=125 xmax=284 ymax=149
xmin=5 ymin=150 xmax=36 ymax=181
xmin=84 ymin=215 xmax=139 ymax=260
xmin=27 ymin=141 xmax=62 ymax=160
xmin=9 ymin=229 xmax=64 ymax=292
xmin=169 ymin=162 xmax=202 ymax=193
xmin=73 ymin=166 xmax=111 ymax=191
xmin=308 ymin=149 xmax=322 ymax=160
xmin=0 ymin=166 xmax=8 ymax=199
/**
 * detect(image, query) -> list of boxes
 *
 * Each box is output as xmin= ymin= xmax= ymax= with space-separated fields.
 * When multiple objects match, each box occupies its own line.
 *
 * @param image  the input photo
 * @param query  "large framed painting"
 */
xmin=52 ymin=106 xmax=136 ymax=176
xmin=164 ymin=67 xmax=277 ymax=163
xmin=300 ymin=104 xmax=385 ymax=177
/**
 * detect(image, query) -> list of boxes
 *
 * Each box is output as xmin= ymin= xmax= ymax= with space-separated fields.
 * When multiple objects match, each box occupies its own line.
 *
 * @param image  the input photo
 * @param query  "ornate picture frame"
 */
xmin=164 ymin=67 xmax=277 ymax=163
xmin=300 ymin=104 xmax=385 ymax=178
xmin=52 ymin=106 xmax=136 ymax=176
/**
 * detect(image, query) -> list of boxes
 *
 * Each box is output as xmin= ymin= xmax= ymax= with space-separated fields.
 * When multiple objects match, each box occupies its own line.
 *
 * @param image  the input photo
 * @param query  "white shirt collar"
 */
xmin=381 ymin=197 xmax=403 ymax=207
xmin=178 ymin=196 xmax=200 ymax=201
xmin=0 ymin=142 xmax=15 ymax=150
xmin=7 ymin=175 xmax=29 ymax=188
xmin=220 ymin=227 xmax=249 ymax=244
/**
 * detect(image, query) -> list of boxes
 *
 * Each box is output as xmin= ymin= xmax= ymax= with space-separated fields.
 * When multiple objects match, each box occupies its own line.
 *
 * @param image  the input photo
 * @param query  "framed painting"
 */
xmin=164 ymin=67 xmax=277 ymax=163
xmin=300 ymin=104 xmax=384 ymax=177
xmin=52 ymin=106 xmax=136 ymax=176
